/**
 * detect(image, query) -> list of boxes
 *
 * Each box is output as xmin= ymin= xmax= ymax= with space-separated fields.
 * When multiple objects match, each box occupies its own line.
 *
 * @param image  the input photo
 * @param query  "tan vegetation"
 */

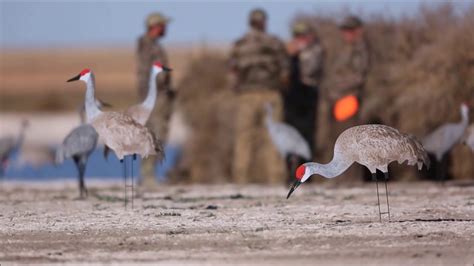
xmin=1 ymin=4 xmax=473 ymax=182
xmin=176 ymin=4 xmax=474 ymax=182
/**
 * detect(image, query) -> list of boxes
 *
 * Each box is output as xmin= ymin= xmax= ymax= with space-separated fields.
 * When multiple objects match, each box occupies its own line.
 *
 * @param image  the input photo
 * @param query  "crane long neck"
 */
xmin=308 ymin=149 xmax=353 ymax=179
xmin=142 ymin=70 xmax=158 ymax=110
xmin=85 ymin=74 xmax=102 ymax=122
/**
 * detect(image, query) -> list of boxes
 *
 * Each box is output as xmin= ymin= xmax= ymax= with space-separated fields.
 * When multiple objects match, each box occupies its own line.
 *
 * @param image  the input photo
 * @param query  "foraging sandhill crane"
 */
xmin=67 ymin=68 xmax=164 ymax=207
xmin=264 ymin=103 xmax=311 ymax=181
xmin=103 ymin=61 xmax=170 ymax=160
xmin=462 ymin=124 xmax=474 ymax=152
xmin=0 ymin=120 xmax=29 ymax=178
xmin=287 ymin=124 xmax=430 ymax=222
xmin=422 ymin=103 xmax=469 ymax=180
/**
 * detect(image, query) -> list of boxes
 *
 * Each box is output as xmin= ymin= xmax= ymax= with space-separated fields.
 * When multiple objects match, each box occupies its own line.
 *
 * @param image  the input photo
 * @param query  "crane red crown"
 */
xmin=154 ymin=61 xmax=163 ymax=68
xmin=295 ymin=165 xmax=306 ymax=180
xmin=80 ymin=68 xmax=91 ymax=76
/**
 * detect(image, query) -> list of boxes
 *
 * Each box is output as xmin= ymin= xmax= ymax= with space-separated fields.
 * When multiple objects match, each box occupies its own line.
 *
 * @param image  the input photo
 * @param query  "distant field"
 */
xmin=0 ymin=45 xmax=228 ymax=111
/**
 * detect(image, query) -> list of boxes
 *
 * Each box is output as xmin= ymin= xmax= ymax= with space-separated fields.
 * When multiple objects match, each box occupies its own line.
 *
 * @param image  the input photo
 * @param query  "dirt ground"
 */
xmin=1 ymin=181 xmax=473 ymax=265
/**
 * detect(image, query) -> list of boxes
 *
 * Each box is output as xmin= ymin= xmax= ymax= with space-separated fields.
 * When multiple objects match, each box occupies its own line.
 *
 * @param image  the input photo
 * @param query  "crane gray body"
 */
xmin=422 ymin=104 xmax=469 ymax=161
xmin=56 ymin=124 xmax=98 ymax=198
xmin=264 ymin=104 xmax=311 ymax=160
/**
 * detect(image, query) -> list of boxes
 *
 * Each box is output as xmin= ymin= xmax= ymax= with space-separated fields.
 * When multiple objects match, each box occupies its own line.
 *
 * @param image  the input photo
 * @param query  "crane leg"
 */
xmin=372 ymin=172 xmax=382 ymax=222
xmin=384 ymin=172 xmax=391 ymax=221
xmin=74 ymin=156 xmax=87 ymax=199
xmin=131 ymin=154 xmax=137 ymax=209
xmin=121 ymin=157 xmax=128 ymax=208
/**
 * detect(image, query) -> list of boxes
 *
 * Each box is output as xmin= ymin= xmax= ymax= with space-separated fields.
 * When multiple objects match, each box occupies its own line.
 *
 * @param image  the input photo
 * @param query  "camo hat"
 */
xmin=146 ymin=12 xmax=170 ymax=27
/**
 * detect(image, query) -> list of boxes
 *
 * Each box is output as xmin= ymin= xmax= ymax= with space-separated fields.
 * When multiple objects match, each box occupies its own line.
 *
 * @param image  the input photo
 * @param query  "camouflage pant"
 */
xmin=140 ymin=93 xmax=174 ymax=186
xmin=232 ymin=90 xmax=286 ymax=184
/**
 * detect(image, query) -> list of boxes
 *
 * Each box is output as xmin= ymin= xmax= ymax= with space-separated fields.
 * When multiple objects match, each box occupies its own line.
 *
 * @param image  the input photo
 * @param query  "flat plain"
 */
xmin=1 ymin=181 xmax=473 ymax=264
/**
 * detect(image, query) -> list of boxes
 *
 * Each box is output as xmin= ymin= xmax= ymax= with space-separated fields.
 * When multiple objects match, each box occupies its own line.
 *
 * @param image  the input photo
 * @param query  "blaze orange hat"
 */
xmin=333 ymin=94 xmax=359 ymax=122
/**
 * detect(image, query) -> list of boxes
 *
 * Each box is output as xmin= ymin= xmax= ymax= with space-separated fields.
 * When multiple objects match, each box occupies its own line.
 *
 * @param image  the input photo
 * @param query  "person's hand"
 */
xmin=286 ymin=40 xmax=299 ymax=56
xmin=287 ymin=38 xmax=309 ymax=55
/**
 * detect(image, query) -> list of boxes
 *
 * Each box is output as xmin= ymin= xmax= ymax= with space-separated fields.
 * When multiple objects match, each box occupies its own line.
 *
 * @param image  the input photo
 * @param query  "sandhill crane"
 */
xmin=422 ymin=103 xmax=469 ymax=181
xmin=0 ymin=120 xmax=29 ymax=178
xmin=126 ymin=61 xmax=171 ymax=125
xmin=56 ymin=125 xmax=97 ymax=198
xmin=56 ymin=101 xmax=111 ymax=198
xmin=462 ymin=124 xmax=474 ymax=152
xmin=264 ymin=103 xmax=311 ymax=181
xmin=286 ymin=124 xmax=430 ymax=222
xmin=103 ymin=61 xmax=170 ymax=160
xmin=67 ymin=68 xmax=164 ymax=207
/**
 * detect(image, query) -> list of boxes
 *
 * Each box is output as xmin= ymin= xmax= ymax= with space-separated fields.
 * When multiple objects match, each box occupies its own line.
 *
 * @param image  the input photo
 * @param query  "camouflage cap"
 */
xmin=146 ymin=12 xmax=170 ymax=27
xmin=339 ymin=15 xmax=363 ymax=30
xmin=249 ymin=8 xmax=267 ymax=23
xmin=292 ymin=21 xmax=311 ymax=36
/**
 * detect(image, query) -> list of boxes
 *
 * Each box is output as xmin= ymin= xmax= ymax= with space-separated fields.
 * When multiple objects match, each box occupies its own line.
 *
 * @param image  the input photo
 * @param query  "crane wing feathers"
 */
xmin=267 ymin=122 xmax=311 ymax=160
xmin=125 ymin=105 xmax=151 ymax=126
xmin=338 ymin=125 xmax=429 ymax=171
xmin=57 ymin=124 xmax=98 ymax=161
xmin=91 ymin=112 xmax=158 ymax=160
xmin=422 ymin=123 xmax=467 ymax=159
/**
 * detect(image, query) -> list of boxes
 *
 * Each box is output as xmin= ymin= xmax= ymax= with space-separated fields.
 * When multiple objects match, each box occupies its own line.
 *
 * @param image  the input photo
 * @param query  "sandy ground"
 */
xmin=1 ymin=181 xmax=474 ymax=265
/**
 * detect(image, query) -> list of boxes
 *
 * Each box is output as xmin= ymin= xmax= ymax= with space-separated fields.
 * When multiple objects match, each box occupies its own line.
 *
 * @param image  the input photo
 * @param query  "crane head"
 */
xmin=153 ymin=61 xmax=172 ymax=74
xmin=287 ymin=164 xmax=310 ymax=199
xmin=67 ymin=68 xmax=91 ymax=83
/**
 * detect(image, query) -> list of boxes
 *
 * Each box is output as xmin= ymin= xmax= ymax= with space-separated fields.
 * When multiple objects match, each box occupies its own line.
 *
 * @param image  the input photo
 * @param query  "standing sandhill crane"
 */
xmin=67 ymin=68 xmax=164 ymax=207
xmin=286 ymin=124 xmax=430 ymax=222
xmin=56 ymin=125 xmax=97 ymax=198
xmin=422 ymin=103 xmax=469 ymax=181
xmin=0 ymin=120 xmax=29 ymax=178
xmin=55 ymin=101 xmax=109 ymax=199
xmin=103 ymin=61 xmax=170 ymax=160
xmin=125 ymin=61 xmax=171 ymax=125
xmin=462 ymin=124 xmax=474 ymax=152
xmin=264 ymin=103 xmax=311 ymax=181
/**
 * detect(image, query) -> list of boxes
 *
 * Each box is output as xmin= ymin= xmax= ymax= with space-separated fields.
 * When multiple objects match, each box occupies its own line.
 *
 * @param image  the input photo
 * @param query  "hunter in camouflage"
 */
xmin=229 ymin=8 xmax=289 ymax=183
xmin=329 ymin=15 xmax=370 ymax=105
xmin=136 ymin=12 xmax=174 ymax=184
xmin=285 ymin=21 xmax=325 ymax=158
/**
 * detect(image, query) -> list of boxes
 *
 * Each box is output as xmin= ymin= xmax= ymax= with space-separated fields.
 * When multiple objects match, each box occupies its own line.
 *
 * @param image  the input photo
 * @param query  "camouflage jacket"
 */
xmin=229 ymin=29 xmax=289 ymax=92
xmin=297 ymin=41 xmax=325 ymax=87
xmin=329 ymin=37 xmax=370 ymax=100
xmin=136 ymin=34 xmax=171 ymax=100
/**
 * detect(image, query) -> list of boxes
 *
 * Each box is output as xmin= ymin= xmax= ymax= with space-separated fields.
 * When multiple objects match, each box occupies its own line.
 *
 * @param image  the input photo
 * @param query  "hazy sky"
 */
xmin=0 ymin=1 xmax=470 ymax=48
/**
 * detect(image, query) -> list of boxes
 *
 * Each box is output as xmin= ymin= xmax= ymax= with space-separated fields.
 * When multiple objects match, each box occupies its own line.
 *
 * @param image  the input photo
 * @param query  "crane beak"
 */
xmin=67 ymin=74 xmax=81 ymax=82
xmin=287 ymin=180 xmax=301 ymax=199
xmin=163 ymin=66 xmax=172 ymax=72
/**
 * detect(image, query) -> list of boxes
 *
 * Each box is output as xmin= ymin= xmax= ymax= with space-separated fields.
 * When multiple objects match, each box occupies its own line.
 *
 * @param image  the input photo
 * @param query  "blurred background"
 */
xmin=1 ymin=1 xmax=473 ymax=183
